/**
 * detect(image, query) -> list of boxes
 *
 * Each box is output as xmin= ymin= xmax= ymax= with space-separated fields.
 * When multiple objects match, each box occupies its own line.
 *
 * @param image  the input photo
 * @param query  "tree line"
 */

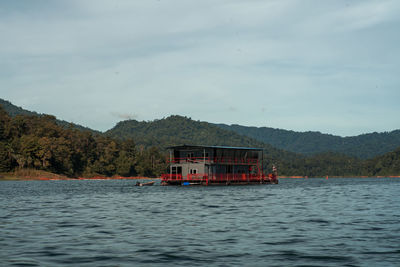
xmin=1 ymin=107 xmax=399 ymax=177
xmin=0 ymin=106 xmax=165 ymax=177
xmin=217 ymin=123 xmax=400 ymax=159
xmin=105 ymin=115 xmax=400 ymax=177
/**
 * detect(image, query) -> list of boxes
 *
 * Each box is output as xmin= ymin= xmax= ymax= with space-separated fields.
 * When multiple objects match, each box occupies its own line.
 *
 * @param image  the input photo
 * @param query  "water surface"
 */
xmin=1 ymin=178 xmax=399 ymax=266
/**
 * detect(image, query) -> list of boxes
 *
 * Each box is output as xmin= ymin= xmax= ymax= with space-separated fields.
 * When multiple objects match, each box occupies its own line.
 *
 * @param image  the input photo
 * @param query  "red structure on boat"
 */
xmin=161 ymin=145 xmax=278 ymax=186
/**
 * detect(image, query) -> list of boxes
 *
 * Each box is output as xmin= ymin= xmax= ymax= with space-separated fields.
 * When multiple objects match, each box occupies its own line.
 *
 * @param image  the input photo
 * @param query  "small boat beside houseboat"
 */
xmin=135 ymin=181 xmax=155 ymax=186
xmin=161 ymin=145 xmax=278 ymax=186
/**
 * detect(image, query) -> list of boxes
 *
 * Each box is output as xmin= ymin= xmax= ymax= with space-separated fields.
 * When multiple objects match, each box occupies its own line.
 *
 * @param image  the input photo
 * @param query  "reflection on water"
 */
xmin=1 ymin=178 xmax=400 ymax=266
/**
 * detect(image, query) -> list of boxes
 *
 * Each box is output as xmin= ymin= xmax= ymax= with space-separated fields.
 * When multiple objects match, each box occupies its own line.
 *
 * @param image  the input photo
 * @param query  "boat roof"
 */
xmin=167 ymin=145 xmax=263 ymax=151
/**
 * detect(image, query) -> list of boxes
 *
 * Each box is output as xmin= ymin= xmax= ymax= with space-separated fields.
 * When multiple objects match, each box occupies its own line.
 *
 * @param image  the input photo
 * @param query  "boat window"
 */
xmin=226 ymin=165 xmax=232 ymax=173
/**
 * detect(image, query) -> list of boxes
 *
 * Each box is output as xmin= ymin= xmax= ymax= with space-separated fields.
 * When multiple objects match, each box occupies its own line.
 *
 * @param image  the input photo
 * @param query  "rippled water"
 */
xmin=1 ymin=178 xmax=400 ymax=266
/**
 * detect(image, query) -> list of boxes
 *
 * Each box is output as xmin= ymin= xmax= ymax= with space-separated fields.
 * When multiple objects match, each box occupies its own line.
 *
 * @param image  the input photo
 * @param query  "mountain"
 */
xmin=0 ymin=98 xmax=40 ymax=117
xmin=0 ymin=105 xmax=163 ymax=177
xmin=105 ymin=115 xmax=296 ymax=156
xmin=105 ymin=115 xmax=304 ymax=170
xmin=105 ymin=116 xmax=379 ymax=176
xmin=215 ymin=124 xmax=400 ymax=159
xmin=1 ymin=97 xmax=399 ymax=176
xmin=106 ymin=115 xmax=400 ymax=176
xmin=4 ymin=97 xmax=399 ymax=160
xmin=0 ymin=98 xmax=98 ymax=133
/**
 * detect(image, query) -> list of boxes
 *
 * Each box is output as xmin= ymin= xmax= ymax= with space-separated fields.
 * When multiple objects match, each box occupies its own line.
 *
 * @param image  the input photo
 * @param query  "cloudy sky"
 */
xmin=1 ymin=0 xmax=399 ymax=136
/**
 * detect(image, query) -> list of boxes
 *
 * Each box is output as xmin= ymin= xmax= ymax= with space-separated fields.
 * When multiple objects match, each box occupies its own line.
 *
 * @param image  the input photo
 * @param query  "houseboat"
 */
xmin=161 ymin=145 xmax=278 ymax=186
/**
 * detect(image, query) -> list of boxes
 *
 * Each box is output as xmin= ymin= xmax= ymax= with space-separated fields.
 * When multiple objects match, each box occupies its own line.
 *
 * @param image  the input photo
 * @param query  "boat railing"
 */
xmin=167 ymin=157 xmax=259 ymax=165
xmin=209 ymin=173 xmax=263 ymax=182
xmin=161 ymin=173 xmax=265 ymax=182
xmin=161 ymin=174 xmax=183 ymax=181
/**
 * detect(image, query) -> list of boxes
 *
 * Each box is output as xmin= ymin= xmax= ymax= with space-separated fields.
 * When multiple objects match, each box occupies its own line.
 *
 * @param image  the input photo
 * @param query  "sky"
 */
xmin=1 ymin=0 xmax=399 ymax=137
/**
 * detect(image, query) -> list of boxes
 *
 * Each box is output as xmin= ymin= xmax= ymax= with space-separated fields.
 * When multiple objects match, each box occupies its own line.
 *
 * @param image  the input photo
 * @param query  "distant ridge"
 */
xmin=0 ymin=98 xmax=98 ymax=133
xmin=1 ymin=98 xmax=399 ymax=176
xmin=105 ymin=115 xmax=298 ymax=158
xmin=2 ymin=97 xmax=400 ymax=160
xmin=104 ymin=115 xmax=400 ymax=176
xmin=215 ymin=123 xmax=400 ymax=159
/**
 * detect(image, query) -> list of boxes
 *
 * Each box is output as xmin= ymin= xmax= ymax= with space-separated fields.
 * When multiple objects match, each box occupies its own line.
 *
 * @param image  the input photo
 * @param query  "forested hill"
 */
xmin=1 ymin=98 xmax=399 ymax=176
xmin=0 ymin=105 xmax=165 ymax=177
xmin=0 ymin=98 xmax=98 ymax=133
xmin=215 ymin=123 xmax=400 ymax=159
xmin=3 ymin=98 xmax=399 ymax=160
xmin=104 ymin=115 xmax=400 ymax=176
xmin=105 ymin=115 xmax=300 ymax=162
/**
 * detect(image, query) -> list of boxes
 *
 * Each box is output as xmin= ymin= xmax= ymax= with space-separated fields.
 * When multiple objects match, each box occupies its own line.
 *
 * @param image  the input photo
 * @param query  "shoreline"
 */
xmin=1 ymin=169 xmax=399 ymax=181
xmin=0 ymin=170 xmax=159 ymax=181
xmin=0 ymin=176 xmax=160 ymax=181
xmin=2 ymin=175 xmax=399 ymax=181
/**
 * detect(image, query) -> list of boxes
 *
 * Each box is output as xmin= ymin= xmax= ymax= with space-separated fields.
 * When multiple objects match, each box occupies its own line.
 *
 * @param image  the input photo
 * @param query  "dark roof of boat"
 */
xmin=167 ymin=145 xmax=263 ymax=151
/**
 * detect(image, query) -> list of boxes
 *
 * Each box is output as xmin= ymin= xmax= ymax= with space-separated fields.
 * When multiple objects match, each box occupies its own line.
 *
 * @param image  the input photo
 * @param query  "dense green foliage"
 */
xmin=106 ymin=115 xmax=399 ymax=177
xmin=106 ymin=116 xmax=284 ymax=151
xmin=283 ymin=153 xmax=365 ymax=177
xmin=1 ymin=99 xmax=399 ymax=177
xmin=0 ymin=106 xmax=164 ymax=177
xmin=366 ymin=147 xmax=400 ymax=176
xmin=105 ymin=115 xmax=300 ymax=164
xmin=0 ymin=98 xmax=98 ymax=133
xmin=216 ymin=124 xmax=400 ymax=159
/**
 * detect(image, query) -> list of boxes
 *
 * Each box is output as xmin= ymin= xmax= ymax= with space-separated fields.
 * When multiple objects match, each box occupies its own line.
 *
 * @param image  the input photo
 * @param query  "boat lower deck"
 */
xmin=161 ymin=177 xmax=278 ymax=186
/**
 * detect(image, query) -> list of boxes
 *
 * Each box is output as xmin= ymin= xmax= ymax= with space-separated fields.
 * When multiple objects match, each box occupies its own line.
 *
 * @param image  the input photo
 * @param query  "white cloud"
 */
xmin=1 ymin=0 xmax=399 ymax=136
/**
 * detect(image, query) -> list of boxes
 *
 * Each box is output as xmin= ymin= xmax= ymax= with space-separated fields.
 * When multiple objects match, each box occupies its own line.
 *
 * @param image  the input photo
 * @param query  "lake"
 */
xmin=1 ymin=178 xmax=399 ymax=266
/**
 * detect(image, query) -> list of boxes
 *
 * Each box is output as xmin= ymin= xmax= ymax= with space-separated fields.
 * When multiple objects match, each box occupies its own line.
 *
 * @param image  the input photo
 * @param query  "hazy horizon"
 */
xmin=3 ymin=97 xmax=399 ymax=138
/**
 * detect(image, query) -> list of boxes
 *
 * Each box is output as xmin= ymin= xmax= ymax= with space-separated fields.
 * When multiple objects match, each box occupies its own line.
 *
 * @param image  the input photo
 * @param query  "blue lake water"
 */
xmin=1 ymin=178 xmax=400 ymax=266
